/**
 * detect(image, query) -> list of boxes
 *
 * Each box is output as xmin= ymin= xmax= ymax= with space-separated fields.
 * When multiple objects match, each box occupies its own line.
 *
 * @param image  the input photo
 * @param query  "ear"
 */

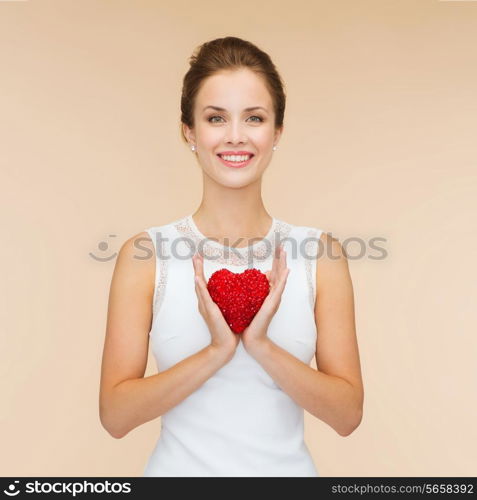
xmin=182 ymin=123 xmax=196 ymax=145
xmin=274 ymin=124 xmax=284 ymax=145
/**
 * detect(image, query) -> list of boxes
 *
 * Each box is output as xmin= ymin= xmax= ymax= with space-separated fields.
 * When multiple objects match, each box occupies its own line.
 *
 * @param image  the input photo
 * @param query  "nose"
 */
xmin=224 ymin=119 xmax=247 ymax=145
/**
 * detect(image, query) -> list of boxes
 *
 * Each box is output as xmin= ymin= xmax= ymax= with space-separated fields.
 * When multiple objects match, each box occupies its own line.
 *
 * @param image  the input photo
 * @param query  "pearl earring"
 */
xmin=272 ymin=145 xmax=277 ymax=151
xmin=191 ymin=145 xmax=196 ymax=152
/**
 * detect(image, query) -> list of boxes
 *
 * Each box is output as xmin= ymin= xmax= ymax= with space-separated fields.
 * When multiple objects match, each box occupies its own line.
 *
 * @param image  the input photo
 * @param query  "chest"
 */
xmin=148 ymin=250 xmax=317 ymax=373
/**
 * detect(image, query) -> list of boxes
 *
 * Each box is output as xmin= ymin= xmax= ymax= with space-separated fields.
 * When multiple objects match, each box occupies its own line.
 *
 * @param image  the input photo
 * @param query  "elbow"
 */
xmin=111 ymin=430 xmax=126 ymax=440
xmin=337 ymin=407 xmax=363 ymax=437
xmin=101 ymin=417 xmax=127 ymax=439
xmin=337 ymin=387 xmax=364 ymax=437
xmin=105 ymin=424 xmax=126 ymax=440
xmin=99 ymin=404 xmax=127 ymax=439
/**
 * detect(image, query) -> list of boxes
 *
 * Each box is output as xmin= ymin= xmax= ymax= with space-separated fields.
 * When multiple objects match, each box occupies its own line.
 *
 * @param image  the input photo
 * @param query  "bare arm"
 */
xmin=99 ymin=231 xmax=232 ymax=439
xmin=246 ymin=232 xmax=364 ymax=436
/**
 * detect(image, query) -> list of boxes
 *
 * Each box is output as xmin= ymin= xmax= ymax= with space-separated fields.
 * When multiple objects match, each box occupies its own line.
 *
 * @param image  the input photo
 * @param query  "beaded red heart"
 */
xmin=207 ymin=268 xmax=270 ymax=334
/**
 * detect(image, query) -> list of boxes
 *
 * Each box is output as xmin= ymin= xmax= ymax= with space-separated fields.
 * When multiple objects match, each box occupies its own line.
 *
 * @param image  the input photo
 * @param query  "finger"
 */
xmin=270 ymin=244 xmax=281 ymax=283
xmin=271 ymin=266 xmax=290 ymax=300
xmin=192 ymin=254 xmax=207 ymax=309
xmin=192 ymin=255 xmax=201 ymax=284
xmin=192 ymin=253 xmax=204 ymax=284
xmin=279 ymin=247 xmax=287 ymax=273
xmin=194 ymin=251 xmax=208 ymax=284
xmin=193 ymin=255 xmax=217 ymax=310
xmin=194 ymin=280 xmax=205 ymax=314
xmin=273 ymin=244 xmax=286 ymax=284
xmin=192 ymin=259 xmax=204 ymax=304
xmin=196 ymin=256 xmax=209 ymax=294
xmin=193 ymin=257 xmax=206 ymax=297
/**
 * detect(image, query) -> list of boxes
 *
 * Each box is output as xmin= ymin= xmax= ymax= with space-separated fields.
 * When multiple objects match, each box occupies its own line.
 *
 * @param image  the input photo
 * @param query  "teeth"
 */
xmin=219 ymin=154 xmax=251 ymax=162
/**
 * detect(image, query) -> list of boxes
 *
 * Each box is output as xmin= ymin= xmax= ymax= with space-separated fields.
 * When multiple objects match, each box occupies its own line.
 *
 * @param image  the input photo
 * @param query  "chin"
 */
xmin=211 ymin=171 xmax=261 ymax=189
xmin=221 ymin=177 xmax=257 ymax=189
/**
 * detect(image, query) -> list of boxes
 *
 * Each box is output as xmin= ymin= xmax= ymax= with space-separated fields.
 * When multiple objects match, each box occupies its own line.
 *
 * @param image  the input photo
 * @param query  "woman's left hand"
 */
xmin=241 ymin=245 xmax=290 ymax=354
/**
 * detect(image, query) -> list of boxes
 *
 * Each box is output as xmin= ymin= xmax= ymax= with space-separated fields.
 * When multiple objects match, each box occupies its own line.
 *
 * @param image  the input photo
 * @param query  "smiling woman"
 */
xmin=182 ymin=65 xmax=282 ymax=190
xmin=99 ymin=36 xmax=363 ymax=478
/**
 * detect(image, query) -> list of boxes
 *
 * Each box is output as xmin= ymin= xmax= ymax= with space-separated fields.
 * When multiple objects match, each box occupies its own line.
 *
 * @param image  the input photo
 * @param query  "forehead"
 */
xmin=196 ymin=68 xmax=272 ymax=109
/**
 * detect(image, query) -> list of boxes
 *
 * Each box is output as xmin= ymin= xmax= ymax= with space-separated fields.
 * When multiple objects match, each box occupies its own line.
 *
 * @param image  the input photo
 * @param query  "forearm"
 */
xmin=100 ymin=345 xmax=230 ymax=439
xmin=247 ymin=339 xmax=362 ymax=436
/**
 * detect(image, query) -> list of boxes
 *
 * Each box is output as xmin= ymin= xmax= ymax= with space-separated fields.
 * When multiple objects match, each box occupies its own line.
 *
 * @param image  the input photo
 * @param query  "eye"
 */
xmin=208 ymin=115 xmax=224 ymax=123
xmin=207 ymin=115 xmax=264 ymax=123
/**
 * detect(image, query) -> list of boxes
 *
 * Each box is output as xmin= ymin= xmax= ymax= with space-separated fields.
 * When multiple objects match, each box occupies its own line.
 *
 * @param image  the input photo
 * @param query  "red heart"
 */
xmin=207 ymin=268 xmax=270 ymax=334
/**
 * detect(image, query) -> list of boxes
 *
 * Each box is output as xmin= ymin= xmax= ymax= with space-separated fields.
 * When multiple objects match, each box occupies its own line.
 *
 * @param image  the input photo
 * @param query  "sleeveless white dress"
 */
xmin=142 ymin=214 xmax=323 ymax=477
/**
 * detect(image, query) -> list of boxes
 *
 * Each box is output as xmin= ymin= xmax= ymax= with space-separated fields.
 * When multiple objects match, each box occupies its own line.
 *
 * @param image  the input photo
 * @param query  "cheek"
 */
xmin=255 ymin=138 xmax=274 ymax=151
xmin=252 ymin=127 xmax=275 ymax=147
xmin=201 ymin=132 xmax=223 ymax=149
xmin=194 ymin=123 xmax=219 ymax=142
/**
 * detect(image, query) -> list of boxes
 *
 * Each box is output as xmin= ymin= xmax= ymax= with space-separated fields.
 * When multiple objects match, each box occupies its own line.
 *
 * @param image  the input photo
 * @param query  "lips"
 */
xmin=217 ymin=153 xmax=255 ymax=159
xmin=217 ymin=151 xmax=255 ymax=157
xmin=217 ymin=154 xmax=255 ymax=168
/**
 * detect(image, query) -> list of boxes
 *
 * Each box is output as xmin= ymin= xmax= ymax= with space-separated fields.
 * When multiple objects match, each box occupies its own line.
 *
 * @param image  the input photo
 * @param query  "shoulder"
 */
xmin=119 ymin=217 xmax=186 ymax=272
xmin=318 ymin=231 xmax=346 ymax=258
xmin=316 ymin=231 xmax=352 ymax=294
xmin=119 ymin=231 xmax=155 ymax=263
xmin=112 ymin=231 xmax=156 ymax=291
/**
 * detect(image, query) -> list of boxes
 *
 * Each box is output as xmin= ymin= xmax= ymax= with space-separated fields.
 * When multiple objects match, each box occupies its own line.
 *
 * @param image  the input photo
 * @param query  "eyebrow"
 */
xmin=202 ymin=105 xmax=268 ymax=113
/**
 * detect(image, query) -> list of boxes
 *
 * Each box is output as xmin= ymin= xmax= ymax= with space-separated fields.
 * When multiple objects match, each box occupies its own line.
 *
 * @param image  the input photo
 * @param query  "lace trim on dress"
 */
xmin=173 ymin=215 xmax=293 ymax=267
xmin=152 ymin=231 xmax=169 ymax=318
xmin=305 ymin=228 xmax=320 ymax=312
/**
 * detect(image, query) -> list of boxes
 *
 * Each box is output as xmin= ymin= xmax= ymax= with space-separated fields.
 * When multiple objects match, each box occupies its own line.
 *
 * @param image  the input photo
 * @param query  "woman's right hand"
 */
xmin=192 ymin=252 xmax=240 ymax=360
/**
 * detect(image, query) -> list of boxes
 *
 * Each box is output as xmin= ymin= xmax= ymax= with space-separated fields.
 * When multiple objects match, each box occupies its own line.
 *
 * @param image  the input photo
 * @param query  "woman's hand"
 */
xmin=192 ymin=252 xmax=240 ymax=360
xmin=241 ymin=245 xmax=290 ymax=354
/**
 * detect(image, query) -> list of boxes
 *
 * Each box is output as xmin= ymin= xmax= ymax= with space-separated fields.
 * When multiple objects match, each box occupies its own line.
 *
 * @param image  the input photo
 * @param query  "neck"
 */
xmin=192 ymin=175 xmax=272 ymax=242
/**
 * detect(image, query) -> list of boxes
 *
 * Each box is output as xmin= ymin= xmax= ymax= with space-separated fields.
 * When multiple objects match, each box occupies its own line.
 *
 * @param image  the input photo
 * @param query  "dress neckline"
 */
xmin=186 ymin=214 xmax=277 ymax=253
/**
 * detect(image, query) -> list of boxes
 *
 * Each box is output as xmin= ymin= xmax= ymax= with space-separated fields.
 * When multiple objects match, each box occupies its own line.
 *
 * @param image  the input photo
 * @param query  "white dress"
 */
xmin=142 ymin=214 xmax=323 ymax=477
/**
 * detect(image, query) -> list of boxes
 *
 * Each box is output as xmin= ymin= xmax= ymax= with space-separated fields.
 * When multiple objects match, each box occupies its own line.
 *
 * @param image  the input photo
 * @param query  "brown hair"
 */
xmin=180 ymin=36 xmax=286 ymax=144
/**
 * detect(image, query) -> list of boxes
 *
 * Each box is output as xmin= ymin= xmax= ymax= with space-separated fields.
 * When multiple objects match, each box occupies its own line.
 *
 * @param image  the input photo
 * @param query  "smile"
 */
xmin=217 ymin=154 xmax=254 ymax=168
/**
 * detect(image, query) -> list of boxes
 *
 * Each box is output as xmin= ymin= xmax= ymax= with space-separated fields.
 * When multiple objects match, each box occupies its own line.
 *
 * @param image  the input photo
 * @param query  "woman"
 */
xmin=99 ymin=36 xmax=364 ymax=477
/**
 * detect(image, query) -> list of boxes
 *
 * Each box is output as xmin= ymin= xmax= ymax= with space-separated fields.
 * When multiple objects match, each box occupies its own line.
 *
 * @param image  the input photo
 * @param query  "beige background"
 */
xmin=1 ymin=0 xmax=476 ymax=477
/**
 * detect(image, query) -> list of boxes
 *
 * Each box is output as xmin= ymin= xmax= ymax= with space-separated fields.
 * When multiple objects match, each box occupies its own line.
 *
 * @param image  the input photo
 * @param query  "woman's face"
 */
xmin=184 ymin=67 xmax=282 ymax=189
